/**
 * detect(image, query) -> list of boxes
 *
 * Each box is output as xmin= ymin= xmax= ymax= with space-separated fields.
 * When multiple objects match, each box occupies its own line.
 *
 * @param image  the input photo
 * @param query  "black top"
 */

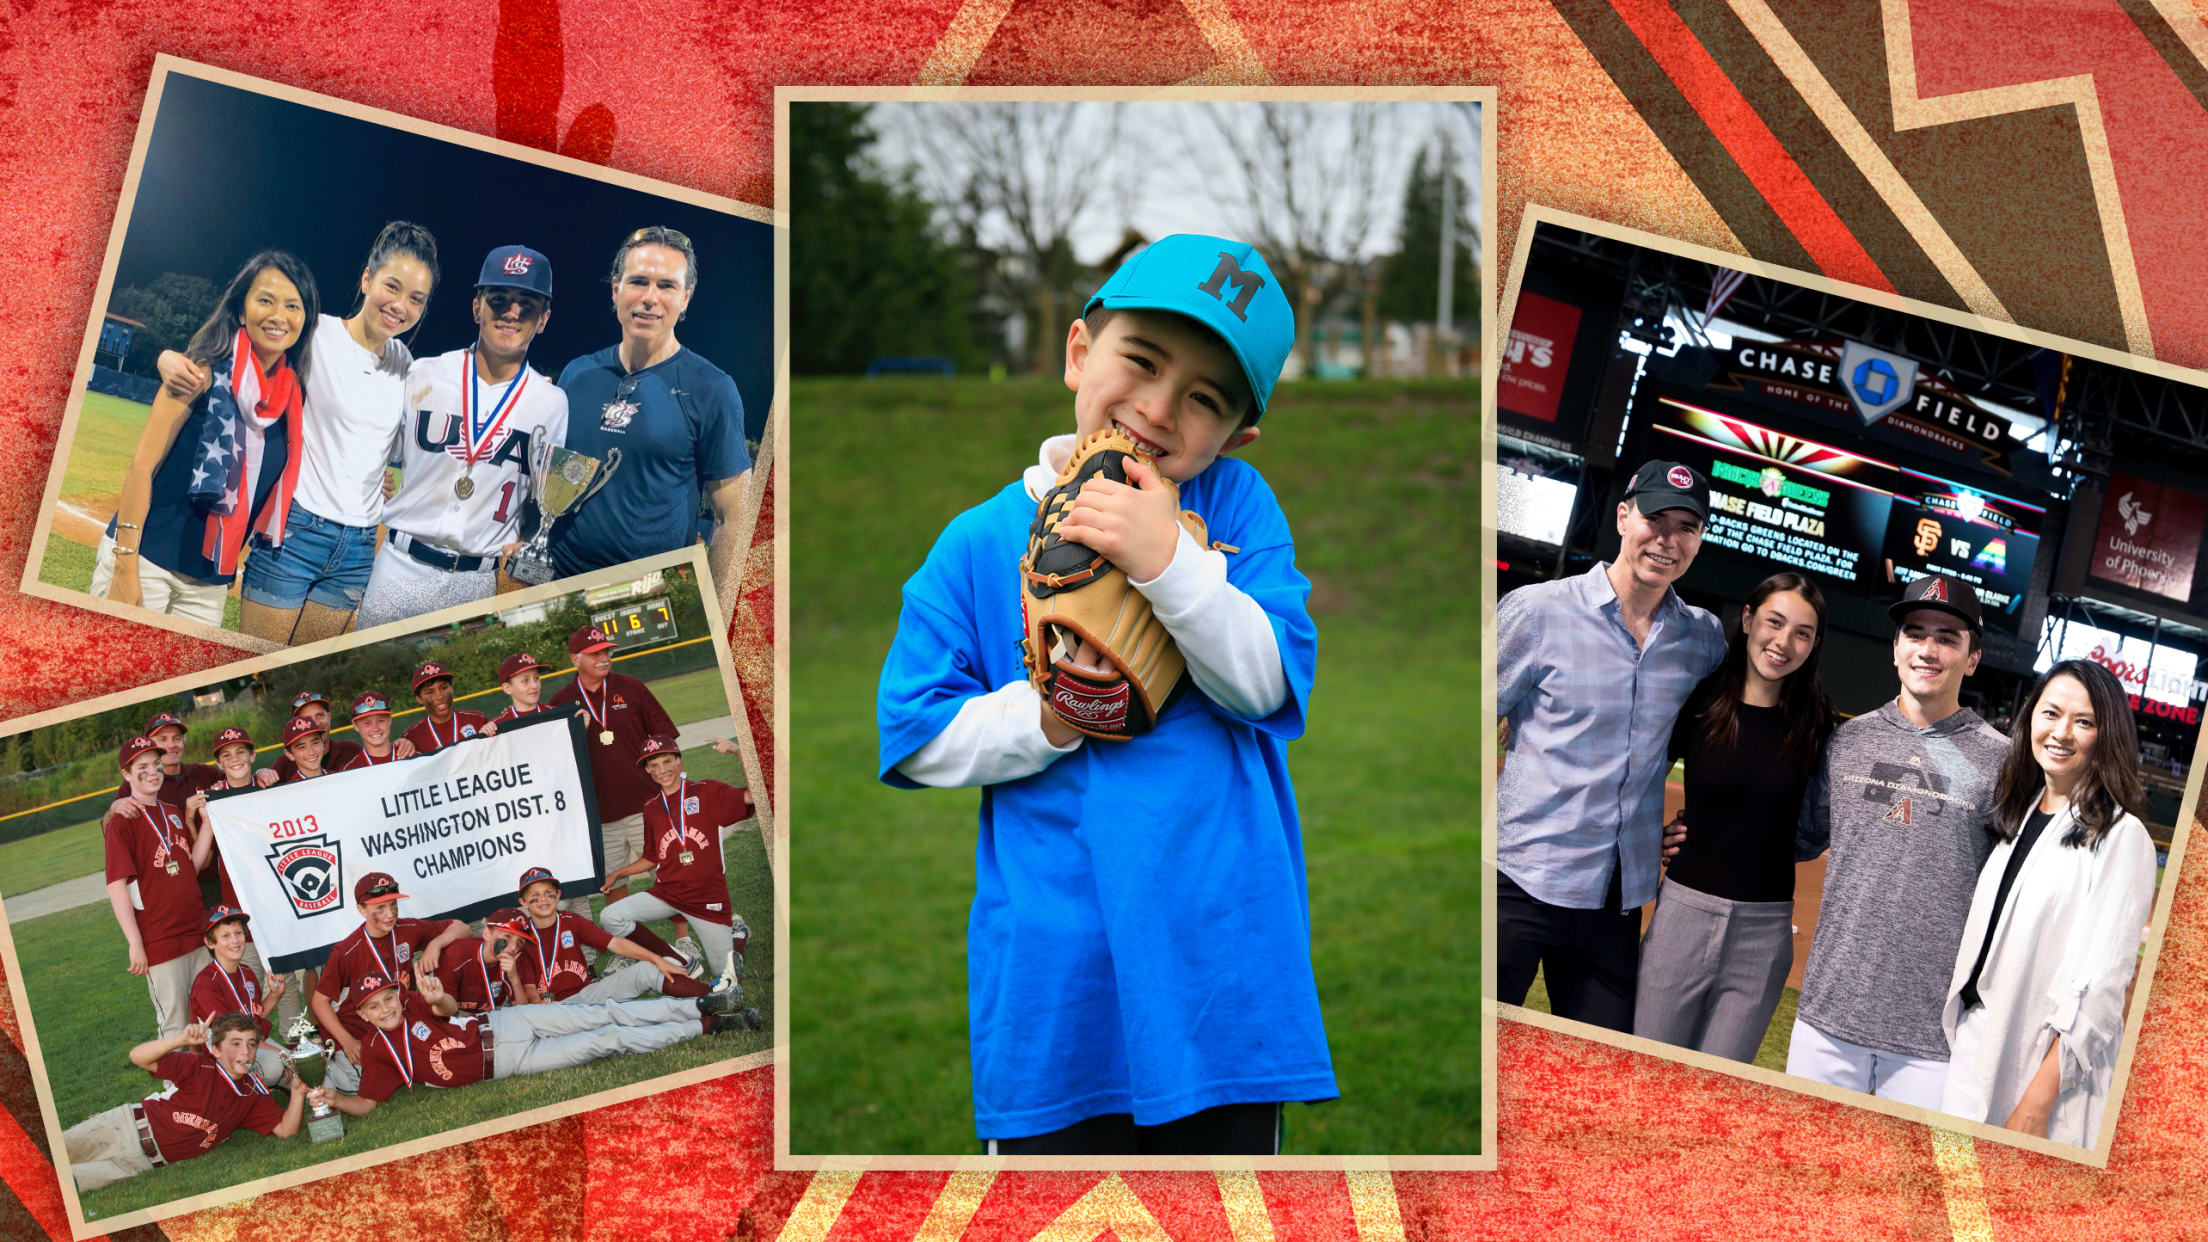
xmin=1662 ymin=677 xmax=1817 ymax=904
xmin=1959 ymin=804 xmax=2058 ymax=1010
xmin=104 ymin=386 xmax=291 ymax=586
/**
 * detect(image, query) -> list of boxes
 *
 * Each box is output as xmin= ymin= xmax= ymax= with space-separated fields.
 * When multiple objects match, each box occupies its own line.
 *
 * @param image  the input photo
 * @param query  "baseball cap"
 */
xmin=412 ymin=662 xmax=455 ymax=693
xmin=116 ymin=736 xmax=163 ymax=771
xmin=144 ymin=712 xmax=187 ymax=738
xmin=281 ymin=716 xmax=327 ymax=749
xmin=517 ymin=865 xmax=560 ymax=895
xmin=486 ymin=906 xmax=529 ymax=933
xmin=634 ymin=736 xmax=681 ymax=769
xmin=211 ymin=726 xmax=255 ymax=756
xmin=352 ymin=973 xmax=402 ymax=1004
xmin=202 ymin=905 xmax=251 ymax=936
xmin=290 ymin=691 xmax=331 ymax=716
xmin=354 ymin=872 xmax=406 ymax=905
xmin=351 ymin=691 xmax=393 ymax=720
xmin=1888 ymin=573 xmax=1984 ymax=634
xmin=568 ymin=625 xmax=617 ymax=656
xmin=1623 ymin=460 xmax=1709 ymax=524
xmin=478 ymin=245 xmax=553 ymax=300
xmin=499 ymin=651 xmax=556 ymax=682
xmin=1083 ymin=234 xmax=1294 ymax=418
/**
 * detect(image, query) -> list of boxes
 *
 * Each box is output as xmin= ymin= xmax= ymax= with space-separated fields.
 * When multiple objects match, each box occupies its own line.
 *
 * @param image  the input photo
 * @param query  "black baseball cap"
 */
xmin=478 ymin=245 xmax=554 ymax=300
xmin=1888 ymin=573 xmax=1983 ymax=634
xmin=1623 ymin=460 xmax=1708 ymax=523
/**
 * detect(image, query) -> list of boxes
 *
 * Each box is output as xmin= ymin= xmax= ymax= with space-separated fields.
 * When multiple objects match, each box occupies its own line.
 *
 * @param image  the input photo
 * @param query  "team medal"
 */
xmin=579 ymin=681 xmax=616 ymax=746
xmin=679 ymin=851 xmax=695 ymax=866
xmin=666 ymin=780 xmax=694 ymax=867
xmin=600 ymin=731 xmax=615 ymax=746
xmin=458 ymin=345 xmax=527 ymax=505
xmin=165 ymin=860 xmax=180 ymax=876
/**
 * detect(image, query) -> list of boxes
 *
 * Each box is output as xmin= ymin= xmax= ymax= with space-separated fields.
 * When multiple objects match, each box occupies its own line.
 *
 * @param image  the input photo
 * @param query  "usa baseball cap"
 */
xmin=144 ymin=712 xmax=187 ymax=738
xmin=634 ymin=736 xmax=681 ymax=769
xmin=412 ymin=662 xmax=455 ymax=693
xmin=499 ymin=651 xmax=556 ymax=682
xmin=202 ymin=905 xmax=251 ymax=936
xmin=354 ymin=872 xmax=406 ymax=905
xmin=290 ymin=691 xmax=330 ymax=716
xmin=517 ymin=865 xmax=560 ymax=895
xmin=1083 ymin=233 xmax=1295 ymax=418
xmin=211 ymin=726 xmax=255 ymax=757
xmin=117 ymin=736 xmax=163 ymax=770
xmin=350 ymin=691 xmax=393 ymax=720
xmin=281 ymin=717 xmax=327 ymax=749
xmin=478 ymin=244 xmax=554 ymax=300
xmin=1623 ymin=459 xmax=1709 ymax=523
xmin=1889 ymin=573 xmax=1984 ymax=634
xmin=568 ymin=625 xmax=617 ymax=656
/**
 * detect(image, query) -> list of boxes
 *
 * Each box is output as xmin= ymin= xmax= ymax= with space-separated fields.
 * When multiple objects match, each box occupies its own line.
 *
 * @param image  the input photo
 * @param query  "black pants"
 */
xmin=989 ymin=1102 xmax=1283 ymax=1155
xmin=1496 ymin=863 xmax=1639 ymax=1033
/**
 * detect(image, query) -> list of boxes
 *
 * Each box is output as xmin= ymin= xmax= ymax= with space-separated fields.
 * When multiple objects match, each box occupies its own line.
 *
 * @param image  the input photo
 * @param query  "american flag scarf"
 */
xmin=190 ymin=328 xmax=303 ymax=576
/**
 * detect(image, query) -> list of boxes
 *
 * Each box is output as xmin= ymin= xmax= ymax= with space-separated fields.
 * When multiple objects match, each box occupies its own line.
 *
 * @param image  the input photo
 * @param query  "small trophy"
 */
xmin=506 ymin=443 xmax=623 ymax=585
xmin=283 ymin=1012 xmax=345 ymax=1143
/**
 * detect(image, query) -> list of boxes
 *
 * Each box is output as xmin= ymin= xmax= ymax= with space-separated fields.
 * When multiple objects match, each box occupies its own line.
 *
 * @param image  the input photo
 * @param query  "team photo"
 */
xmin=26 ymin=59 xmax=772 ymax=650
xmin=0 ymin=553 xmax=773 ymax=1229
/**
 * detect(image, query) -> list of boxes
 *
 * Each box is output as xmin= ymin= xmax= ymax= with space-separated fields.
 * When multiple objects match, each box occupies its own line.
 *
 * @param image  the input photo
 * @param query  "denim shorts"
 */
xmin=239 ymin=500 xmax=377 ymax=611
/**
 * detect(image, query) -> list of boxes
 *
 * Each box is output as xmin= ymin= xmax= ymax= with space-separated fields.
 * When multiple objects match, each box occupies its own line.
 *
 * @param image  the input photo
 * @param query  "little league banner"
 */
xmin=205 ymin=710 xmax=605 ymax=971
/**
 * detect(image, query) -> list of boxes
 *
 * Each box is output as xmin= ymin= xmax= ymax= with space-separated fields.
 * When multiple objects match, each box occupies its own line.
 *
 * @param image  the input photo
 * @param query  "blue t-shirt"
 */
xmin=550 ymin=346 xmax=750 ymax=578
xmin=107 ymin=389 xmax=291 ymax=586
xmin=876 ymin=455 xmax=1336 ymax=1139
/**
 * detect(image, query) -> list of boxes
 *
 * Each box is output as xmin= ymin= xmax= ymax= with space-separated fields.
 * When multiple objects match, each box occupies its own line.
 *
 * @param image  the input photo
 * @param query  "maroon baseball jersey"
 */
xmin=139 ymin=1049 xmax=284 ymax=1163
xmin=315 ymin=918 xmax=457 ymax=1040
xmin=356 ymin=993 xmax=487 ymax=1101
xmin=550 ymin=674 xmax=676 ymax=820
xmin=516 ymin=912 xmax=614 ymax=1000
xmin=190 ymin=960 xmax=274 ymax=1038
xmin=188 ymin=773 xmax=257 ymax=911
xmin=102 ymin=803 xmax=206 ymax=967
xmin=402 ymin=711 xmax=492 ymax=756
xmin=339 ymin=744 xmax=408 ymax=771
xmin=434 ymin=937 xmax=520 ymax=1013
xmin=637 ymin=779 xmax=751 ymax=926
xmin=270 ymin=740 xmax=363 ymax=782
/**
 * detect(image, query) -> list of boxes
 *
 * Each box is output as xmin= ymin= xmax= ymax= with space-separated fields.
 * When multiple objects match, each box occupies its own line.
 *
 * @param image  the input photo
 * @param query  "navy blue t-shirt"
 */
xmin=106 ymin=390 xmax=291 ymax=586
xmin=550 ymin=346 xmax=750 ymax=578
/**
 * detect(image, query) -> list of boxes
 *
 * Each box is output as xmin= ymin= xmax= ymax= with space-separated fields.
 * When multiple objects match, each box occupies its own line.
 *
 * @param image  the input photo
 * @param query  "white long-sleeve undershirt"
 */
xmin=895 ymin=435 xmax=1289 ymax=788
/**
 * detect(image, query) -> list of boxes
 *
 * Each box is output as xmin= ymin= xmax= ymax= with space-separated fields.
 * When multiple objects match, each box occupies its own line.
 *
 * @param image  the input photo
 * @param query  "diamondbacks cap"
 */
xmin=350 ymin=691 xmax=393 ymax=720
xmin=498 ymin=651 xmax=556 ymax=682
xmin=568 ymin=625 xmax=616 ymax=656
xmin=1623 ymin=460 xmax=1709 ymax=523
xmin=1082 ymin=234 xmax=1295 ymax=418
xmin=478 ymin=244 xmax=553 ymax=300
xmin=354 ymin=872 xmax=406 ymax=905
xmin=117 ymin=736 xmax=163 ymax=771
xmin=1888 ymin=573 xmax=1984 ymax=634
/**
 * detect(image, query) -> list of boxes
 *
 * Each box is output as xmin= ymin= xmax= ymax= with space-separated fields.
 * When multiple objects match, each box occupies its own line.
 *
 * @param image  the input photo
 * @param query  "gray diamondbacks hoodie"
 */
xmin=1794 ymin=700 xmax=2008 ymax=1060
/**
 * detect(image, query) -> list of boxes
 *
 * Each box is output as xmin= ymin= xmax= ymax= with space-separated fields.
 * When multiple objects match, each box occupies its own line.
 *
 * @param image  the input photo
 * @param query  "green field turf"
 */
xmin=39 ymin=531 xmax=245 ymax=632
xmin=787 ymin=375 xmax=1481 ymax=1155
xmin=61 ymin=392 xmax=150 ymax=502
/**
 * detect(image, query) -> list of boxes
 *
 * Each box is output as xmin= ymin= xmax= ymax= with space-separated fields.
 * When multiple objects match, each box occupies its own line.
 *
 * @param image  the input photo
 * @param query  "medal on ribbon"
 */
xmin=458 ymin=346 xmax=528 ymax=500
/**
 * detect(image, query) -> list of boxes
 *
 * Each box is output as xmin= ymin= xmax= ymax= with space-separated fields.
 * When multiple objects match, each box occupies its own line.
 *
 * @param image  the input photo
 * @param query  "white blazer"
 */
xmin=1940 ymin=793 xmax=2155 ymax=1148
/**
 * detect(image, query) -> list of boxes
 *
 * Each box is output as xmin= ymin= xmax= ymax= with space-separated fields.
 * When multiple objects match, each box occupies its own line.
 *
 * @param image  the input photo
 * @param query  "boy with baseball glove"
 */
xmin=876 ymin=234 xmax=1334 ymax=1154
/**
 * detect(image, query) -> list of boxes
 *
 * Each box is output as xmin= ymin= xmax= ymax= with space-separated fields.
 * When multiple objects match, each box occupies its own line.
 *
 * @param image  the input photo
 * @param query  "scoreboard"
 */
xmin=591 ymin=596 xmax=678 ymax=648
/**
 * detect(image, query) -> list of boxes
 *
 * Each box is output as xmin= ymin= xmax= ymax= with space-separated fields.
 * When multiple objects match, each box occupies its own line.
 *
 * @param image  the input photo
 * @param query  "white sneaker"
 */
xmin=674 ymin=936 xmax=707 ymax=980
xmin=710 ymin=950 xmax=746 ymax=997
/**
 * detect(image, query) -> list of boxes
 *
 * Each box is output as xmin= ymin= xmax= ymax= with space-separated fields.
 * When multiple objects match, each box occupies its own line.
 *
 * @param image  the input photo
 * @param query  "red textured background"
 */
xmin=3 ymin=1 xmax=2205 ymax=1238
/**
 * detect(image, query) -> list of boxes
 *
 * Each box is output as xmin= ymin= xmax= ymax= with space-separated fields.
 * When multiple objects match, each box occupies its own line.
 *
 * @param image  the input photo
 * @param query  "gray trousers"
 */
xmin=602 ymin=892 xmax=744 ymax=978
xmin=557 ymin=959 xmax=666 ymax=1005
xmin=65 ymin=1103 xmax=158 ymax=1191
xmin=1632 ymin=877 xmax=1794 ymax=1063
xmin=486 ymin=995 xmax=703 ymax=1077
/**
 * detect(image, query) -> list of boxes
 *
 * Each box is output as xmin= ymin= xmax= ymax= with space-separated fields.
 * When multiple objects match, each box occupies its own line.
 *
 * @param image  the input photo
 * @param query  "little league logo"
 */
xmin=266 ymin=836 xmax=344 ymax=917
xmin=412 ymin=1021 xmax=432 ymax=1040
xmin=683 ymin=796 xmax=700 ymax=815
xmin=397 ymin=943 xmax=412 ymax=964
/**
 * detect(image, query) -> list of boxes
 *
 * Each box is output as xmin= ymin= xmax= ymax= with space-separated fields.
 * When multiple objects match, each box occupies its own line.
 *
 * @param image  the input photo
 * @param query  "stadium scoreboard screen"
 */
xmin=591 ymin=596 xmax=678 ymax=648
xmin=1646 ymin=399 xmax=2044 ymax=634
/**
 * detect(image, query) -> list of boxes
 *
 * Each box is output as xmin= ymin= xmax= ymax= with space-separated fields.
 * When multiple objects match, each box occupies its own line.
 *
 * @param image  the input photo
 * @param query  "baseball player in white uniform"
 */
xmin=355 ymin=245 xmax=570 ymax=629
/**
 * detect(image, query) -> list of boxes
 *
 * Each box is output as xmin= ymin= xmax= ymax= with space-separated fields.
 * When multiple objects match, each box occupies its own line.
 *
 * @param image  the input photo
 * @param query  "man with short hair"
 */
xmin=549 ymin=225 xmax=752 ymax=592
xmin=1786 ymin=574 xmax=2007 ymax=1106
xmin=1493 ymin=460 xmax=1728 ymax=1032
xmin=549 ymin=626 xmax=677 ymax=911
xmin=62 ymin=1014 xmax=313 ymax=1192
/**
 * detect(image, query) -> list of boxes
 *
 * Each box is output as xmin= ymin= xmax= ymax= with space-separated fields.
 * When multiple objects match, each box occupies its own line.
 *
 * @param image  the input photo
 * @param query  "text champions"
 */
xmin=357 ymin=762 xmax=575 ymax=878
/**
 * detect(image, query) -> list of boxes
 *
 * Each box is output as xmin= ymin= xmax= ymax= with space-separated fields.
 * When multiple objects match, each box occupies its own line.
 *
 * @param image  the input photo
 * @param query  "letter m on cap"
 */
xmin=1197 ymin=253 xmax=1265 ymax=322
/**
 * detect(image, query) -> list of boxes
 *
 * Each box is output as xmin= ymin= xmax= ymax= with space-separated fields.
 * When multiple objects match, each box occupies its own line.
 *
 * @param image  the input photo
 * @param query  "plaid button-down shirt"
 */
xmin=1496 ymin=563 xmax=1726 ymax=909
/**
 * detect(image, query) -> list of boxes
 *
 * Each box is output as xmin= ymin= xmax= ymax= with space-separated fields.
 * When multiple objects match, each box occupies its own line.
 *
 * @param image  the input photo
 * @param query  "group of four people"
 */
xmin=1498 ymin=458 xmax=2157 ymax=1148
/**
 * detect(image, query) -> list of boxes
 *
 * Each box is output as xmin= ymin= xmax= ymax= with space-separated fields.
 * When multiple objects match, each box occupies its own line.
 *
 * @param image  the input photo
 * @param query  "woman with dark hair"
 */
xmin=157 ymin=221 xmax=440 ymax=643
xmin=1633 ymin=571 xmax=1836 ymax=1060
xmin=1941 ymin=659 xmax=2156 ymax=1147
xmin=94 ymin=251 xmax=319 ymax=625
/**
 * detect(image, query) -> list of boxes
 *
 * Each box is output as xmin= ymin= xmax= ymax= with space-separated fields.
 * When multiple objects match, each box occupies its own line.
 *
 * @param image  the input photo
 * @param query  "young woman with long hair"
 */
xmin=1633 ymin=571 xmax=1837 ymax=1060
xmin=95 ymin=251 xmax=319 ymax=626
xmin=1940 ymin=659 xmax=2156 ymax=1147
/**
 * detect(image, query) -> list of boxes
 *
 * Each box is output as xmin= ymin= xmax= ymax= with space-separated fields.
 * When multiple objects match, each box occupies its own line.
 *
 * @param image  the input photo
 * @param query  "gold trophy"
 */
xmin=508 ymin=443 xmax=622 ymax=586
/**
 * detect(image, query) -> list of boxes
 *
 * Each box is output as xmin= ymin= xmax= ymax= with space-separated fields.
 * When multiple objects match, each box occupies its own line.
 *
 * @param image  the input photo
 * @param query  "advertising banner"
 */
xmin=204 ymin=710 xmax=603 ymax=971
xmin=1499 ymin=290 xmax=1581 ymax=425
xmin=2088 ymin=472 xmax=2208 ymax=603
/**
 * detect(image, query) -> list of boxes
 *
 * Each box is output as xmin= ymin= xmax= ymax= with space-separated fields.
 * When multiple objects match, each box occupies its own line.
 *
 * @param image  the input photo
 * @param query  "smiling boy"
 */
xmin=1786 ymin=573 xmax=2006 ymax=1105
xmin=62 ymin=1015 xmax=313 ymax=1192
xmin=1493 ymin=460 xmax=1728 ymax=1032
xmin=878 ymin=234 xmax=1332 ymax=1155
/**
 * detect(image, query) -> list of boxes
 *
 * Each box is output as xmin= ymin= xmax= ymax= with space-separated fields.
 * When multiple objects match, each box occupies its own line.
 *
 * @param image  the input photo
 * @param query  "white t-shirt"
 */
xmin=295 ymin=314 xmax=413 ymax=527
xmin=384 ymin=346 xmax=570 ymax=556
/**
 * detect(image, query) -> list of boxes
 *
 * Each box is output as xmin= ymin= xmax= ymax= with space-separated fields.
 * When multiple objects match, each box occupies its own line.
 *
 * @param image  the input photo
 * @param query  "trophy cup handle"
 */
xmin=571 ymin=446 xmax=622 ymax=511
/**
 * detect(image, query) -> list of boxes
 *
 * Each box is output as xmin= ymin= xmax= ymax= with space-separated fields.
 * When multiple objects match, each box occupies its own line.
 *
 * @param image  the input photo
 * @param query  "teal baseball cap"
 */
xmin=1082 ymin=234 xmax=1295 ymax=418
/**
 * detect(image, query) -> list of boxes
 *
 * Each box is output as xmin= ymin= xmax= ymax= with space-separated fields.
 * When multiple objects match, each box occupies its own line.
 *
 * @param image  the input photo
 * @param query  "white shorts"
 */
xmin=90 ymin=535 xmax=227 ymax=626
xmin=1784 ymin=1017 xmax=1948 ymax=1108
xmin=355 ymin=536 xmax=497 ymax=630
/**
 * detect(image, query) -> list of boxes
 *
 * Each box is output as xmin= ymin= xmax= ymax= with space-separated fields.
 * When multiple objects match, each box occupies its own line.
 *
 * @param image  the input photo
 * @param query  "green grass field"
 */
xmin=787 ymin=375 xmax=1481 ymax=1155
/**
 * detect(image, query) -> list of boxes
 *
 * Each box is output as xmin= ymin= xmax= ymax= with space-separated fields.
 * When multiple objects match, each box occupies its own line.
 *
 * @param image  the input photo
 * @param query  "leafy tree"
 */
xmin=1379 ymin=147 xmax=1480 ymax=332
xmin=107 ymin=272 xmax=219 ymax=377
xmin=789 ymin=103 xmax=980 ymax=374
